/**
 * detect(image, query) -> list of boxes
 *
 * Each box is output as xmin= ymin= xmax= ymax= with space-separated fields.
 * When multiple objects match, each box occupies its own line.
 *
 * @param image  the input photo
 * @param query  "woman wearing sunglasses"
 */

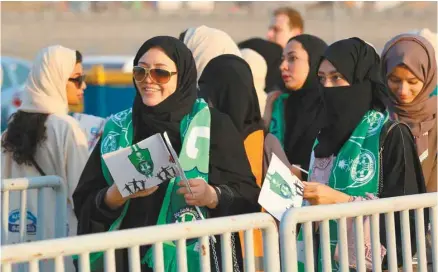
xmin=73 ymin=36 xmax=260 ymax=272
xmin=1 ymin=45 xmax=89 ymax=270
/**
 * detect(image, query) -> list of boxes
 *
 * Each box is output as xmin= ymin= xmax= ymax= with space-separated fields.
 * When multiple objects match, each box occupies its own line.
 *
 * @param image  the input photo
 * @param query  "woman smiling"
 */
xmin=73 ymin=36 xmax=260 ymax=272
xmin=381 ymin=33 xmax=437 ymax=193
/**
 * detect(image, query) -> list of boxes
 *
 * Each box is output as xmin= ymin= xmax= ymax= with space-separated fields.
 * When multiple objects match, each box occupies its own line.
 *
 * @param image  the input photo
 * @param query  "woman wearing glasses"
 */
xmin=1 ymin=45 xmax=88 ymax=270
xmin=73 ymin=36 xmax=260 ymax=272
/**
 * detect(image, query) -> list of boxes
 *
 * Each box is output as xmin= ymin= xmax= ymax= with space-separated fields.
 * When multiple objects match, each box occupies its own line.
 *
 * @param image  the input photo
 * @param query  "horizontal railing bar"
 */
xmin=2 ymin=213 xmax=277 ymax=264
xmin=282 ymin=193 xmax=436 ymax=224
xmin=1 ymin=176 xmax=63 ymax=191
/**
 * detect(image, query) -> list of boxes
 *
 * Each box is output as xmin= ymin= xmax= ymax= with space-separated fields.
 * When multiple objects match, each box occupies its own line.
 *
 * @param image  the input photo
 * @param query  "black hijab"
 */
xmin=198 ymin=54 xmax=264 ymax=139
xmin=238 ymin=38 xmax=285 ymax=93
xmin=283 ymin=34 xmax=328 ymax=166
xmin=315 ymin=37 xmax=389 ymax=158
xmin=132 ymin=36 xmax=198 ymax=153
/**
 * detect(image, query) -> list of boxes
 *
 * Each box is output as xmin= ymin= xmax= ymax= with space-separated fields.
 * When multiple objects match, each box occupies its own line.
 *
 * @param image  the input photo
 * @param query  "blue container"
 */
xmin=83 ymin=84 xmax=136 ymax=118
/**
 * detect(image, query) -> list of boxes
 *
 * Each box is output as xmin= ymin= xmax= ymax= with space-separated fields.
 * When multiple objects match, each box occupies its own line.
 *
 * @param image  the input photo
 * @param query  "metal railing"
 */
xmin=2 ymin=188 xmax=436 ymax=272
xmin=280 ymin=193 xmax=437 ymax=272
xmin=1 ymin=176 xmax=67 ymax=245
xmin=1 ymin=212 xmax=280 ymax=272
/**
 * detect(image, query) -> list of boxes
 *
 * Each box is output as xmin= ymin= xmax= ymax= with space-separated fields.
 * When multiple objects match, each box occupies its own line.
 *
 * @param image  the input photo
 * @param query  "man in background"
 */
xmin=267 ymin=7 xmax=304 ymax=48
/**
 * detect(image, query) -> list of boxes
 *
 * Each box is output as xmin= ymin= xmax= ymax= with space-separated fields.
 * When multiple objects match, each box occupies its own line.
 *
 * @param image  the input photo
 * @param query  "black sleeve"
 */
xmin=73 ymin=139 xmax=124 ymax=236
xmin=263 ymin=133 xmax=292 ymax=179
xmin=379 ymin=123 xmax=427 ymax=269
xmin=208 ymin=109 xmax=261 ymax=217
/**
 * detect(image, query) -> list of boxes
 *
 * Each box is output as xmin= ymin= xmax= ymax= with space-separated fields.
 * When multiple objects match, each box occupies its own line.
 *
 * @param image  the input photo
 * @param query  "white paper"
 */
xmin=102 ymin=133 xmax=179 ymax=197
xmin=162 ymin=132 xmax=193 ymax=193
xmin=258 ymin=154 xmax=304 ymax=221
xmin=72 ymin=113 xmax=106 ymax=152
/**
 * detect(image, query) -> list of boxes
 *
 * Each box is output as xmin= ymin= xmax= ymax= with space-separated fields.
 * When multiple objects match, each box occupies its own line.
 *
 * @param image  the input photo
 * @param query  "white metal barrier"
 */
xmin=1 ymin=176 xmax=67 ymax=244
xmin=280 ymin=193 xmax=437 ymax=272
xmin=1 ymin=212 xmax=280 ymax=272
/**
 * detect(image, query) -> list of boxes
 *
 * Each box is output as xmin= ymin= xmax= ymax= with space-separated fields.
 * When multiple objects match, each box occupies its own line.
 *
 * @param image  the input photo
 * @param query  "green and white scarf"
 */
xmin=79 ymin=98 xmax=211 ymax=271
xmin=269 ymin=93 xmax=289 ymax=147
xmin=297 ymin=110 xmax=389 ymax=271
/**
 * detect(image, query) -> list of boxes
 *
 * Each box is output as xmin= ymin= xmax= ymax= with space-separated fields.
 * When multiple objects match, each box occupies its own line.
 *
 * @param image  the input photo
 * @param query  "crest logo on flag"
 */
xmin=128 ymin=145 xmax=154 ymax=178
xmin=103 ymin=133 xmax=181 ymax=198
xmin=267 ymin=171 xmax=293 ymax=199
xmin=258 ymin=154 xmax=304 ymax=221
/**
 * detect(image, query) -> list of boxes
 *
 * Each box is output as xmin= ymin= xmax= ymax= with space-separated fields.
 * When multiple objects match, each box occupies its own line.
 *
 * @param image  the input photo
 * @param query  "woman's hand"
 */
xmin=104 ymin=183 xmax=159 ymax=210
xmin=303 ymin=182 xmax=350 ymax=205
xmin=263 ymin=90 xmax=282 ymax=128
xmin=177 ymin=179 xmax=218 ymax=209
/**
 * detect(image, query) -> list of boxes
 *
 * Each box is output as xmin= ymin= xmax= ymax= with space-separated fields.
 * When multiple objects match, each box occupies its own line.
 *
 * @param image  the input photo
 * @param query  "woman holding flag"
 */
xmin=73 ymin=36 xmax=260 ymax=272
xmin=298 ymin=37 xmax=426 ymax=271
xmin=264 ymin=34 xmax=327 ymax=180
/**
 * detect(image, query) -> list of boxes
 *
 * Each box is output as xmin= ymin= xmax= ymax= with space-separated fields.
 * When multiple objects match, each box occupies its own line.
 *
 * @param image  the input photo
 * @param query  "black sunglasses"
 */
xmin=68 ymin=75 xmax=86 ymax=86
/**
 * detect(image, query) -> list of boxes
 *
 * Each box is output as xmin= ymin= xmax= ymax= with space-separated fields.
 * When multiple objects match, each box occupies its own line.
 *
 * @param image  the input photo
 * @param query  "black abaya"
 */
xmin=73 ymin=109 xmax=260 ymax=271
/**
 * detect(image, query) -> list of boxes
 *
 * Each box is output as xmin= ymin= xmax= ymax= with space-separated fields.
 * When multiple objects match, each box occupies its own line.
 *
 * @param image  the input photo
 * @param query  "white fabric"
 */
xmin=2 ymin=45 xmax=88 ymax=271
xmin=19 ymin=45 xmax=76 ymax=115
xmin=2 ymin=115 xmax=88 ymax=271
xmin=183 ymin=25 xmax=242 ymax=81
xmin=240 ymin=48 xmax=268 ymax=115
xmin=2 ymin=114 xmax=89 ymax=238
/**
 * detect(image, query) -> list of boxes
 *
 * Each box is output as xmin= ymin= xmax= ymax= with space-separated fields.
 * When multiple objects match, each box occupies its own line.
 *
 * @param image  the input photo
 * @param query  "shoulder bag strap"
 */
xmin=30 ymin=157 xmax=46 ymax=176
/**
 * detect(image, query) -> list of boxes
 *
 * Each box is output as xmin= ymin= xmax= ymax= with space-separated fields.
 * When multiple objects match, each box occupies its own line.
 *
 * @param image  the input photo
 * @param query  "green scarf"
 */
xmin=297 ymin=110 xmax=389 ymax=271
xmin=269 ymin=93 xmax=289 ymax=147
xmin=76 ymin=98 xmax=211 ymax=271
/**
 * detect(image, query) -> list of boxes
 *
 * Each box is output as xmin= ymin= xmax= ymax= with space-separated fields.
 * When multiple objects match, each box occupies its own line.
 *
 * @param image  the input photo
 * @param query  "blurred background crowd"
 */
xmin=1 ymin=1 xmax=437 ymax=130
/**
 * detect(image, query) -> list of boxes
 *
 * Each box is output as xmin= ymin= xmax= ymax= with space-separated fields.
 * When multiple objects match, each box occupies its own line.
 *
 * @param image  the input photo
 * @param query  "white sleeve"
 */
xmin=64 ymin=122 xmax=89 ymax=208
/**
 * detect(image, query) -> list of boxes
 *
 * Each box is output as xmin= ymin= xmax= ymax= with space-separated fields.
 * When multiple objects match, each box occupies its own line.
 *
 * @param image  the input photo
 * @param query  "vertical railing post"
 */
xmin=2 ymin=191 xmax=10 ymax=245
xmin=263 ymin=221 xmax=280 ymax=272
xmin=337 ymin=217 xmax=349 ymax=271
xmin=415 ymin=208 xmax=427 ymax=272
xmin=370 ymin=213 xmax=382 ymax=272
xmin=199 ymin=236 xmax=211 ymax=272
xmin=320 ymin=220 xmax=332 ymax=272
xmin=385 ymin=212 xmax=398 ymax=271
xmin=280 ymin=210 xmax=298 ymax=272
xmin=400 ymin=210 xmax=413 ymax=271
xmin=243 ymin=230 xmax=255 ymax=272
xmin=55 ymin=177 xmax=68 ymax=239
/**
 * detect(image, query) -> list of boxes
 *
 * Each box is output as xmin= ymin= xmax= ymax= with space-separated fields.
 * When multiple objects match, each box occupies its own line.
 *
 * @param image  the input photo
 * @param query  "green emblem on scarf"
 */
xmin=296 ymin=110 xmax=388 ymax=271
xmin=73 ymin=99 xmax=211 ymax=272
xmin=269 ymin=93 xmax=289 ymax=147
xmin=267 ymin=171 xmax=293 ymax=199
xmin=128 ymin=145 xmax=154 ymax=178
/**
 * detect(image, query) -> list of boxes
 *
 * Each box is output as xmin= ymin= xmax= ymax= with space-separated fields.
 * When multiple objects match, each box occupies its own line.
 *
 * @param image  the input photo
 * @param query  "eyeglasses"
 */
xmin=68 ymin=75 xmax=86 ymax=87
xmin=133 ymin=66 xmax=177 ymax=84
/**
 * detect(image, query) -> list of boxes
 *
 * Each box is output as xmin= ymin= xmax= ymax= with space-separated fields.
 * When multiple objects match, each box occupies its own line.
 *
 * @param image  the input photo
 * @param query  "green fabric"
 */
xmin=269 ymin=93 xmax=289 ymax=147
xmin=77 ymin=99 xmax=211 ymax=271
xmin=431 ymin=86 xmax=437 ymax=97
xmin=144 ymin=98 xmax=211 ymax=271
xmin=297 ymin=110 xmax=389 ymax=271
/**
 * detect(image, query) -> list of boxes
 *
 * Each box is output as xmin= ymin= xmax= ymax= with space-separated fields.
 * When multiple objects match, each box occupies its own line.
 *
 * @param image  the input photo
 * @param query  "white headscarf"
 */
xmin=183 ymin=25 xmax=242 ymax=81
xmin=240 ymin=48 xmax=268 ymax=114
xmin=19 ymin=45 xmax=76 ymax=115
